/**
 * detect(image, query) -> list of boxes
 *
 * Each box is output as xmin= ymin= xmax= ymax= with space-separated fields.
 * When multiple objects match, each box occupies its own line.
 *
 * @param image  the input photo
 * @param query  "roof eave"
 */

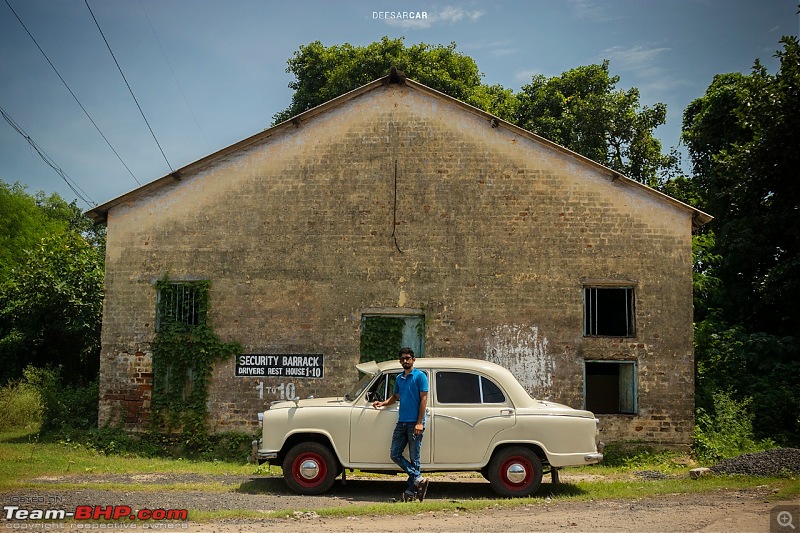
xmin=85 ymin=74 xmax=713 ymax=228
xmin=85 ymin=77 xmax=390 ymax=223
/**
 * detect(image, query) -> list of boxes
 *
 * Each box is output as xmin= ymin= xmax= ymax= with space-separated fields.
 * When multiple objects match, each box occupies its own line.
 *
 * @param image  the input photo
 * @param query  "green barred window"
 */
xmin=156 ymin=281 xmax=207 ymax=330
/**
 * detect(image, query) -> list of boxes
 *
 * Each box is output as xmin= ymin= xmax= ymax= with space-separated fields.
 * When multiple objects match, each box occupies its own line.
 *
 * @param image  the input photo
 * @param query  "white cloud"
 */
xmin=566 ymin=0 xmax=617 ymax=22
xmin=602 ymin=44 xmax=671 ymax=73
xmin=382 ymin=5 xmax=485 ymax=29
xmin=514 ymin=69 xmax=541 ymax=83
xmin=439 ymin=6 xmax=485 ymax=23
xmin=601 ymin=44 xmax=693 ymax=99
xmin=465 ymin=40 xmax=517 ymax=58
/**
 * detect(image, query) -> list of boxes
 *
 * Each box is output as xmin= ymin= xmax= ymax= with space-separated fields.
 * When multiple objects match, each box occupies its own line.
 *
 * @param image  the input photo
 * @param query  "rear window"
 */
xmin=436 ymin=372 xmax=505 ymax=404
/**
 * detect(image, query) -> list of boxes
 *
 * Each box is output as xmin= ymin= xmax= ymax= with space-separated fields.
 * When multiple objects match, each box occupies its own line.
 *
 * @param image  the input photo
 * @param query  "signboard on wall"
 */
xmin=235 ymin=354 xmax=324 ymax=378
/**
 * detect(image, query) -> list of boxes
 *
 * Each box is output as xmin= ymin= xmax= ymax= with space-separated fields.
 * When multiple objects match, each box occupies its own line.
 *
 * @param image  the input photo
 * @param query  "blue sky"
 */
xmin=1 ymin=0 xmax=797 ymax=208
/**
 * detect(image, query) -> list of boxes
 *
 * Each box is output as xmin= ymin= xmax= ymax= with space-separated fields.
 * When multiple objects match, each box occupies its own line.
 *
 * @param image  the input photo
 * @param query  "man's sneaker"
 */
xmin=402 ymin=490 xmax=417 ymax=502
xmin=416 ymin=478 xmax=429 ymax=502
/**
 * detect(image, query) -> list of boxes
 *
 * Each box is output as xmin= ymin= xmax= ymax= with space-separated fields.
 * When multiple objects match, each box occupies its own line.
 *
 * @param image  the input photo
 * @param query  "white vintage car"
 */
xmin=254 ymin=357 xmax=603 ymax=497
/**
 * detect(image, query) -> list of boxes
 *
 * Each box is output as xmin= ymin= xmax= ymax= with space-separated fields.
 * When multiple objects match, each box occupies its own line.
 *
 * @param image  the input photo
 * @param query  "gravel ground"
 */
xmin=711 ymin=448 xmax=800 ymax=476
xmin=4 ymin=451 xmax=800 ymax=532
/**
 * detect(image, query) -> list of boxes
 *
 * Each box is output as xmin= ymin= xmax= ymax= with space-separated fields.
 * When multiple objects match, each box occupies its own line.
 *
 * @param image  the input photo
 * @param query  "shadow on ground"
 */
xmin=237 ymin=476 xmax=586 ymax=502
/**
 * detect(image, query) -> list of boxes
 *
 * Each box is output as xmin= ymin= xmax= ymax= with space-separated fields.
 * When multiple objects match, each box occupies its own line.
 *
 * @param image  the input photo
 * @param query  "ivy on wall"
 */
xmin=151 ymin=277 xmax=240 ymax=445
xmin=359 ymin=316 xmax=406 ymax=363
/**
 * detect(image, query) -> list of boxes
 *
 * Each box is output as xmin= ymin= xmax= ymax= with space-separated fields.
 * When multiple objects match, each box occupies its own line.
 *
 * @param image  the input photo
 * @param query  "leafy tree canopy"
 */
xmin=0 ymin=230 xmax=104 ymax=385
xmin=274 ymin=38 xmax=675 ymax=187
xmin=683 ymin=36 xmax=800 ymax=445
xmin=516 ymin=61 xmax=677 ymax=188
xmin=273 ymin=37 xmax=508 ymax=124
xmin=1 ymin=181 xmax=76 ymax=278
xmin=0 ymin=182 xmax=105 ymax=385
xmin=682 ymin=36 xmax=800 ymax=336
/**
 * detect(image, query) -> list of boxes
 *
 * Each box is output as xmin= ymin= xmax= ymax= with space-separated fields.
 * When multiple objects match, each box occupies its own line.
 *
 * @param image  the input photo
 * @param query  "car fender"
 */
xmin=278 ymin=429 xmax=347 ymax=465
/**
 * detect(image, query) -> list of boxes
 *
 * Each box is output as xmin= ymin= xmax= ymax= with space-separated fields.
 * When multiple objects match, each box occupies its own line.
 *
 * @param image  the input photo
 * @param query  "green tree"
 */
xmin=0 ymin=224 xmax=104 ymax=386
xmin=683 ymin=37 xmax=800 ymax=337
xmin=273 ymin=37 xmax=514 ymax=124
xmin=1 ymin=182 xmax=68 ymax=277
xmin=275 ymin=39 xmax=676 ymax=188
xmin=515 ymin=61 xmax=677 ymax=187
xmin=683 ymin=36 xmax=800 ymax=444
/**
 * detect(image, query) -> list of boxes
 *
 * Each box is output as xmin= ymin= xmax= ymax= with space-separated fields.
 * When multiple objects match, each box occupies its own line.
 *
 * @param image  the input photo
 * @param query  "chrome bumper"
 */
xmin=584 ymin=453 xmax=604 ymax=463
xmin=251 ymin=439 xmax=277 ymax=463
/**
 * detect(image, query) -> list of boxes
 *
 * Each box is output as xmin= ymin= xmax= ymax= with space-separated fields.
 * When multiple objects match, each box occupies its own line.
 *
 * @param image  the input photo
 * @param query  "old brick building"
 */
xmin=87 ymin=74 xmax=711 ymax=446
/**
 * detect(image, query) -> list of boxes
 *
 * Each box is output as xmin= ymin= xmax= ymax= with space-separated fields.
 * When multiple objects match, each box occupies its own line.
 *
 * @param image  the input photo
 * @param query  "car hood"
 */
xmin=267 ymin=397 xmax=349 ymax=410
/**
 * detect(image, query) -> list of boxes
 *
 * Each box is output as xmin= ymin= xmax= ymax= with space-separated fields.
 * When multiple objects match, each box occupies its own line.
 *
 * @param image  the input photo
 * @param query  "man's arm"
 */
xmin=414 ymin=391 xmax=428 ymax=434
xmin=373 ymin=393 xmax=398 ymax=409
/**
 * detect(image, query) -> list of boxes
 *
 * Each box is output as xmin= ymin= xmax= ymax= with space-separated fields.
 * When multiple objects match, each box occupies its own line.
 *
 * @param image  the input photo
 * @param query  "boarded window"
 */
xmin=585 ymin=361 xmax=637 ymax=414
xmin=584 ymin=287 xmax=635 ymax=337
xmin=158 ymin=364 xmax=195 ymax=401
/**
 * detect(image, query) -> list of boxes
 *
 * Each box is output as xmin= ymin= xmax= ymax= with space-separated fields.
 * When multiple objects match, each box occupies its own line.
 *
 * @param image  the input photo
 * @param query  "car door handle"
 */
xmin=500 ymin=409 xmax=514 ymax=416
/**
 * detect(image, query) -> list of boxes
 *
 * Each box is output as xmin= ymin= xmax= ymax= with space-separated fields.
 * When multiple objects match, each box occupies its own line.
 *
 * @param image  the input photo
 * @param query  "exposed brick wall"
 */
xmin=98 ymin=84 xmax=695 ymax=445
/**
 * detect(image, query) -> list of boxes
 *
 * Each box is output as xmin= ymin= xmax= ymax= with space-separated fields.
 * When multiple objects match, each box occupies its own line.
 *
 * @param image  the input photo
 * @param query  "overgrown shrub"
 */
xmin=150 ymin=277 xmax=240 ymax=445
xmin=45 ymin=427 xmax=255 ymax=463
xmin=694 ymin=390 xmax=775 ymax=463
xmin=0 ymin=377 xmax=42 ymax=431
xmin=23 ymin=366 xmax=98 ymax=433
xmin=601 ymin=441 xmax=686 ymax=469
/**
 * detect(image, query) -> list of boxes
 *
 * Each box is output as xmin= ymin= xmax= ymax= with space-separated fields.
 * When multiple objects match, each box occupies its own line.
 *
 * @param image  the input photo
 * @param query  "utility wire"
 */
xmin=84 ymin=0 xmax=175 ymax=174
xmin=138 ymin=0 xmax=211 ymax=152
xmin=3 ymin=0 xmax=141 ymax=186
xmin=1 ymin=104 xmax=95 ymax=208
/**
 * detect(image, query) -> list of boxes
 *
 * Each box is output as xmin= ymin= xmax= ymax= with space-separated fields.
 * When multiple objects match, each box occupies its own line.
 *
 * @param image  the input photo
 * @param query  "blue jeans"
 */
xmin=390 ymin=422 xmax=423 ymax=493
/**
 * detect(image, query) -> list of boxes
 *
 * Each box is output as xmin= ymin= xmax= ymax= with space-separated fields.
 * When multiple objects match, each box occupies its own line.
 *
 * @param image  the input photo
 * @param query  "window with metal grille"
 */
xmin=156 ymin=282 xmax=206 ymax=330
xmin=583 ymin=287 xmax=635 ymax=337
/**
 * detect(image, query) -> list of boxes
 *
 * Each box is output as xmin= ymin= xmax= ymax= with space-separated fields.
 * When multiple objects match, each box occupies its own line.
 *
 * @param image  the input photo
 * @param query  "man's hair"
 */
xmin=398 ymin=347 xmax=415 ymax=358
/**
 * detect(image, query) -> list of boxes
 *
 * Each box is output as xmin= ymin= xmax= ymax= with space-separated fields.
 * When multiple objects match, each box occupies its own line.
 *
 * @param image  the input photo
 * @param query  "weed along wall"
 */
xmin=90 ymin=76 xmax=709 ymax=446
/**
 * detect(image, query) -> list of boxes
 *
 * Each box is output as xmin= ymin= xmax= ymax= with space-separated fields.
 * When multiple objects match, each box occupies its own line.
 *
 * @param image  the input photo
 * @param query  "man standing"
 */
xmin=372 ymin=347 xmax=430 ymax=501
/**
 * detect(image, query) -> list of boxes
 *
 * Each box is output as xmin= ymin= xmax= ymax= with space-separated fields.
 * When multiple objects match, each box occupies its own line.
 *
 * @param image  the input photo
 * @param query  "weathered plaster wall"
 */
xmin=98 ymin=84 xmax=695 ymax=445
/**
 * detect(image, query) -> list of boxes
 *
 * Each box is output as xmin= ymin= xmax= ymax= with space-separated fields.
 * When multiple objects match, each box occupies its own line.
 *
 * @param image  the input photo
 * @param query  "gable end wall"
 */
xmin=98 ymin=85 xmax=695 ymax=446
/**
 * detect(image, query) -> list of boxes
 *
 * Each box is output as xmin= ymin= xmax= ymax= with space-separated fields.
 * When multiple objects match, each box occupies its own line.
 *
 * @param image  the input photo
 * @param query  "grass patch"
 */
xmin=0 ymin=379 xmax=42 ymax=431
xmin=0 ymin=429 xmax=260 ymax=492
xmin=2 ymin=429 xmax=798 ymax=522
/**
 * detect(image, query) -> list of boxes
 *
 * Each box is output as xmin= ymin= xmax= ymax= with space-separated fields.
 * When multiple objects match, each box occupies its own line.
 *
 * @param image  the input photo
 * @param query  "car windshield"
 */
xmin=344 ymin=372 xmax=375 ymax=401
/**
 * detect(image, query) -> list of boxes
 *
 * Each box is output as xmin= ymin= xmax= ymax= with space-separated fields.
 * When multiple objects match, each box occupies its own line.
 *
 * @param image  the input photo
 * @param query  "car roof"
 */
xmin=374 ymin=357 xmax=503 ymax=372
xmin=365 ymin=357 xmax=537 ymax=407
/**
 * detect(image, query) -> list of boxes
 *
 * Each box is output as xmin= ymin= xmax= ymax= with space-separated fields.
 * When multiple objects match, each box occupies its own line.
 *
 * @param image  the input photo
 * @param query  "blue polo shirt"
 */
xmin=394 ymin=368 xmax=429 ymax=423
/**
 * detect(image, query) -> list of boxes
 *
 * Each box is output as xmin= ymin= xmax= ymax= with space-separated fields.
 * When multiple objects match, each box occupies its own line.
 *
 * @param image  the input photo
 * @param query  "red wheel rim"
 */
xmin=499 ymin=456 xmax=533 ymax=490
xmin=292 ymin=452 xmax=327 ymax=488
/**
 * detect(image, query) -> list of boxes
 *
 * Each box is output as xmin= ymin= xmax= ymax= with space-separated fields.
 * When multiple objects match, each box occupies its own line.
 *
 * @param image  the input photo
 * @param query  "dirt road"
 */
xmin=215 ymin=492 xmax=788 ymax=533
xmin=6 ymin=473 xmax=798 ymax=532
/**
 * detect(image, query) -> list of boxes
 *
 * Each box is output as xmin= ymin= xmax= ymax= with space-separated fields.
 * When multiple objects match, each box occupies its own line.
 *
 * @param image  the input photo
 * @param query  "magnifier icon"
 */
xmin=778 ymin=511 xmax=796 ymax=529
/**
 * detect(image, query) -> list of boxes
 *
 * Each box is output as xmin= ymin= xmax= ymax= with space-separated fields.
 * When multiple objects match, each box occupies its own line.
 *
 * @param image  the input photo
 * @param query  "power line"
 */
xmin=84 ymin=0 xmax=175 ymax=174
xmin=0 ymin=104 xmax=95 ymax=208
xmin=138 ymin=0 xmax=211 ymax=153
xmin=3 ymin=0 xmax=141 ymax=187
